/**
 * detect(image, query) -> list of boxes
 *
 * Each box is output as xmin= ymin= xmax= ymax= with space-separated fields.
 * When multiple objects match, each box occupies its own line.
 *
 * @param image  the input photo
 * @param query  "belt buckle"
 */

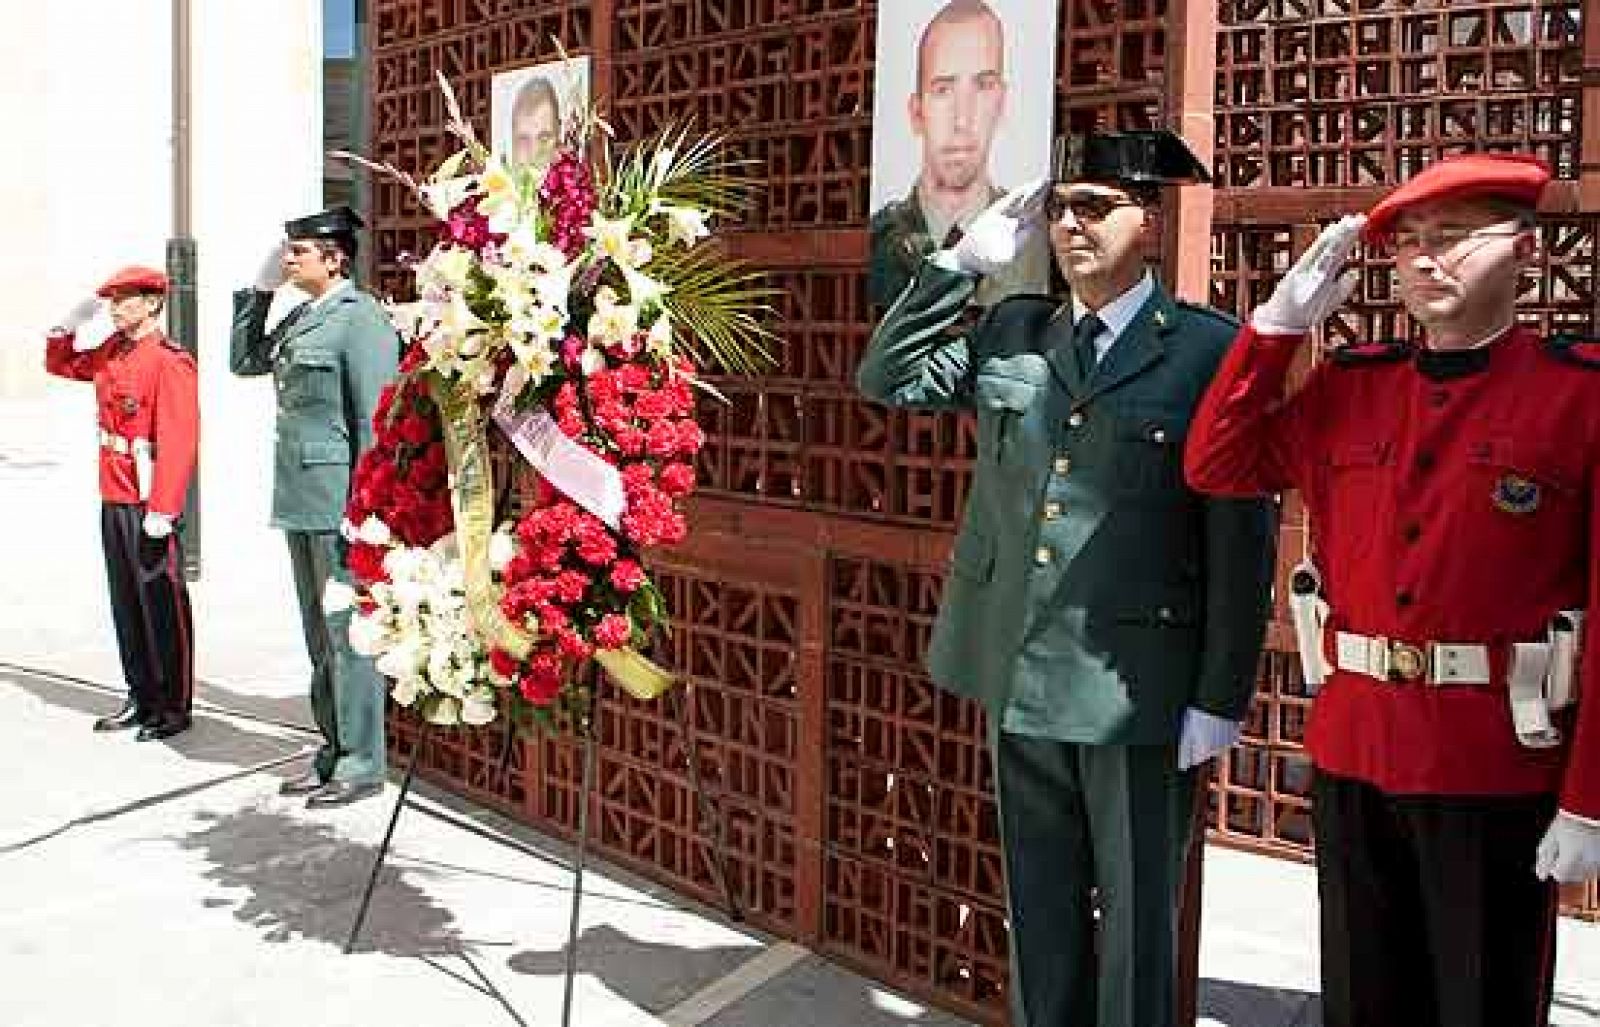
xmin=1386 ymin=640 xmax=1428 ymax=683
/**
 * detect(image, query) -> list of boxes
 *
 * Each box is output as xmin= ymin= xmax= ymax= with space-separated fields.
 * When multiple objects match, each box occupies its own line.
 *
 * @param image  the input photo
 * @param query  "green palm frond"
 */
xmin=654 ymin=242 xmax=780 ymax=376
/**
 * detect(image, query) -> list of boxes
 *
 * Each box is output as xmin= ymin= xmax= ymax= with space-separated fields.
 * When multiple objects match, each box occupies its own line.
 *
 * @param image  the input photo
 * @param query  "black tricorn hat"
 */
xmin=284 ymin=205 xmax=365 ymax=255
xmin=1051 ymin=131 xmax=1211 ymax=187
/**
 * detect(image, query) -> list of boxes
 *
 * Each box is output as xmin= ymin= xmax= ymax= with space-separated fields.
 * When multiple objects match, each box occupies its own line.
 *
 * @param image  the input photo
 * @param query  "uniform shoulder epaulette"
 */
xmin=1176 ymin=300 xmax=1242 ymax=330
xmin=1327 ymin=339 xmax=1414 ymax=366
xmin=1545 ymin=334 xmax=1600 ymax=369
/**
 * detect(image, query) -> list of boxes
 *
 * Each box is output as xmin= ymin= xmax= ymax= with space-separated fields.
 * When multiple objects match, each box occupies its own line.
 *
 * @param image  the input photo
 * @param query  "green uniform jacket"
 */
xmin=229 ymin=286 xmax=399 ymax=532
xmin=858 ymin=263 xmax=1276 ymax=744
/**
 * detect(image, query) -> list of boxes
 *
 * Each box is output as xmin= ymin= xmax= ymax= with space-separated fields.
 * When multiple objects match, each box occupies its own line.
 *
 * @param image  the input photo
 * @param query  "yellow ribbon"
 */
xmin=428 ymin=372 xmax=536 ymax=660
xmin=594 ymin=647 xmax=677 ymax=700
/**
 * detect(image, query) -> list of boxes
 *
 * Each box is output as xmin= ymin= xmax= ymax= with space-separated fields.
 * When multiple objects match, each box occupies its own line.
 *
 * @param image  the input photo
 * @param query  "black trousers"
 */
xmin=1313 ymin=771 xmax=1559 ymax=1027
xmin=101 ymin=503 xmax=193 ymax=723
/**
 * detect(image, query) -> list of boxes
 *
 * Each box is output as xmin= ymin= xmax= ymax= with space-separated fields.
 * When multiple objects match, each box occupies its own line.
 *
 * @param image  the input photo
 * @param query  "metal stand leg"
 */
xmin=345 ymin=720 xmax=429 ymax=954
xmin=561 ymin=691 xmax=599 ymax=1027
xmin=669 ymin=684 xmax=742 ymax=921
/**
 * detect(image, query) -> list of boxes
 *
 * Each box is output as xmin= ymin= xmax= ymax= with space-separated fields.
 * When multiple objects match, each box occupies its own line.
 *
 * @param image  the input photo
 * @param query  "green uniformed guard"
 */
xmin=231 ymin=206 xmax=399 ymax=808
xmin=857 ymin=131 xmax=1277 ymax=1026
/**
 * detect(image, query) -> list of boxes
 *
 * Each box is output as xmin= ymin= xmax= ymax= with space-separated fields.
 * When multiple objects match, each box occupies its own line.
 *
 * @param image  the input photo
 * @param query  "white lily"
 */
xmin=584 ymin=213 xmax=639 ymax=268
xmin=391 ymin=675 xmax=425 ymax=707
xmin=375 ymin=636 xmax=423 ymax=681
xmin=322 ymin=578 xmax=357 ymax=614
xmin=588 ymin=286 xmax=639 ymax=347
xmin=488 ymin=530 xmax=517 ymax=574
xmin=478 ymin=157 xmax=521 ymax=234
xmin=646 ymin=312 xmax=674 ymax=357
xmin=659 ymin=204 xmax=711 ymax=248
xmin=416 ymin=245 xmax=474 ymax=294
xmin=420 ymin=172 xmax=480 ymax=221
xmin=424 ymin=695 xmax=462 ymax=726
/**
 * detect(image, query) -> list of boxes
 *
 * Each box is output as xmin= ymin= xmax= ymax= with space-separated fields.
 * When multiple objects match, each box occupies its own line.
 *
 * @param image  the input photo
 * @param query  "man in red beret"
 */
xmin=45 ymin=267 xmax=200 ymax=741
xmin=1185 ymin=153 xmax=1600 ymax=1026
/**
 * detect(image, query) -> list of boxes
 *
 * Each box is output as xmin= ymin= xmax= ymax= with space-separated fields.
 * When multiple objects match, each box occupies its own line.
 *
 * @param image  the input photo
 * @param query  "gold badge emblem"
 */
xmin=1492 ymin=474 xmax=1540 ymax=515
xmin=1153 ymin=310 xmax=1168 ymax=328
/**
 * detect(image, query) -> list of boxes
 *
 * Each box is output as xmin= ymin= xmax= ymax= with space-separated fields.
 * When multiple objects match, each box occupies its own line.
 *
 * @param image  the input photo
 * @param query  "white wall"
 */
xmin=0 ymin=5 xmax=327 ymax=684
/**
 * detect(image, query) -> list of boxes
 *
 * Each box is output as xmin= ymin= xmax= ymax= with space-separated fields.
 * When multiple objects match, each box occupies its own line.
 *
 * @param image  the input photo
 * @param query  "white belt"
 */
xmin=98 ymin=430 xmax=152 ymax=458
xmin=1332 ymin=631 xmax=1492 ymax=685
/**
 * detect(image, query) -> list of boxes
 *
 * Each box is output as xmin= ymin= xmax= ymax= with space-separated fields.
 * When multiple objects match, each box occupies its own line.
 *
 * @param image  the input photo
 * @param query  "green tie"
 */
xmin=1074 ymin=312 xmax=1106 ymax=380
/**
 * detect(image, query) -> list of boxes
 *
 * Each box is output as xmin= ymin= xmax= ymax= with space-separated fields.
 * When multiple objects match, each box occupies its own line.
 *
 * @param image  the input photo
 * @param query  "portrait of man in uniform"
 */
xmin=869 ymin=0 xmax=1056 ymax=308
xmin=490 ymin=56 xmax=591 ymax=168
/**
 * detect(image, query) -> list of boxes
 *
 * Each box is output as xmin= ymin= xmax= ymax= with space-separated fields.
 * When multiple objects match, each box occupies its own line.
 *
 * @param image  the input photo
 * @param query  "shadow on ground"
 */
xmin=508 ymin=922 xmax=762 ymax=1014
xmin=176 ymin=805 xmax=461 ymax=957
xmin=1199 ymin=978 xmax=1320 ymax=1027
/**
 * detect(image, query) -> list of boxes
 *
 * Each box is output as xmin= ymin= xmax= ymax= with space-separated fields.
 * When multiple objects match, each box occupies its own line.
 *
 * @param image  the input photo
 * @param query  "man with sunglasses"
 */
xmin=231 ymin=206 xmax=399 ymax=809
xmin=859 ymin=131 xmax=1276 ymax=1026
xmin=1185 ymin=154 xmax=1600 ymax=1026
xmin=45 ymin=267 xmax=199 ymax=742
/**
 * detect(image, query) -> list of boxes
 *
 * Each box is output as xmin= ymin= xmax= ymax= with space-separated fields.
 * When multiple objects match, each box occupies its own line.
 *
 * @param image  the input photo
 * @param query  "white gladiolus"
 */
xmin=348 ymin=611 xmax=389 ymax=656
xmin=391 ymin=675 xmax=425 ymax=707
xmin=461 ymin=688 xmax=498 ymax=725
xmin=355 ymin=515 xmax=392 ymax=547
xmin=424 ymin=696 xmax=463 ymax=726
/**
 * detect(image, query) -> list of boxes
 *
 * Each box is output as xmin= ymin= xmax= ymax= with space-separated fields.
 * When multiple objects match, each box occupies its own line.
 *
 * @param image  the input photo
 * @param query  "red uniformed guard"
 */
xmin=1185 ymin=154 xmax=1600 ymax=1027
xmin=45 ymin=266 xmax=199 ymax=741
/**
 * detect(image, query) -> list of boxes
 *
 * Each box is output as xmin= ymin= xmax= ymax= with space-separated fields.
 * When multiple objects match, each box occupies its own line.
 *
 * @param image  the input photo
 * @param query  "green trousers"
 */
xmin=993 ymin=729 xmax=1199 ymax=1027
xmin=286 ymin=530 xmax=386 ymax=785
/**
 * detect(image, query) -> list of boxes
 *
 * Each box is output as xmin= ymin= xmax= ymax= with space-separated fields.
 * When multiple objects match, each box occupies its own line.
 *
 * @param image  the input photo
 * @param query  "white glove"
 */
xmin=254 ymin=240 xmax=288 ymax=291
xmin=1535 ymin=810 xmax=1600 ymax=884
xmin=1252 ymin=214 xmax=1366 ymax=335
xmin=142 ymin=512 xmax=174 ymax=539
xmin=934 ymin=178 xmax=1050 ymax=278
xmin=1177 ymin=707 xmax=1243 ymax=771
xmin=53 ymin=295 xmax=101 ymax=335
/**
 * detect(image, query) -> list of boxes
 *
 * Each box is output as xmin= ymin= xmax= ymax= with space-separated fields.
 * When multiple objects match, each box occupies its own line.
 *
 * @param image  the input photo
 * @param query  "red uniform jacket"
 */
xmin=45 ymin=329 xmax=199 ymax=519
xmin=1185 ymin=325 xmax=1600 ymax=819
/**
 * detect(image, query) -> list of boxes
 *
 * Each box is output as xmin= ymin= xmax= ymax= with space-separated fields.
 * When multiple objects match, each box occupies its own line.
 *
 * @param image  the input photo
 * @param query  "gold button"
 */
xmin=1043 ymin=501 xmax=1062 ymax=520
xmin=1034 ymin=546 xmax=1053 ymax=565
xmin=1151 ymin=428 xmax=1168 ymax=444
xmin=1053 ymin=456 xmax=1072 ymax=475
xmin=1067 ymin=412 xmax=1085 ymax=429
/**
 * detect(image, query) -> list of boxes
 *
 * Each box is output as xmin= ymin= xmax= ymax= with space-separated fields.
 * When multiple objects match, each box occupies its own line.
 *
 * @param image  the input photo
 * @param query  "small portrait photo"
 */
xmin=868 ymin=0 xmax=1060 ymax=307
xmin=490 ymin=56 xmax=592 ymax=168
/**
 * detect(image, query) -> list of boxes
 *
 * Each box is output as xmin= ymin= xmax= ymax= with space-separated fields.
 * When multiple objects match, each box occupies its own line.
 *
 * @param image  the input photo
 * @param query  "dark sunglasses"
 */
xmin=1045 ymin=191 xmax=1140 ymax=223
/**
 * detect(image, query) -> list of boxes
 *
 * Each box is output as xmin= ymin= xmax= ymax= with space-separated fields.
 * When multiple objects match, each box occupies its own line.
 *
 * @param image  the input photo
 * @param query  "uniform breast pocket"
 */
xmin=1466 ymin=439 xmax=1581 ymax=540
xmin=280 ymin=349 xmax=340 ymax=409
xmin=1319 ymin=440 xmax=1390 ymax=557
xmin=973 ymin=374 xmax=1039 ymax=467
xmin=1115 ymin=409 xmax=1187 ymax=496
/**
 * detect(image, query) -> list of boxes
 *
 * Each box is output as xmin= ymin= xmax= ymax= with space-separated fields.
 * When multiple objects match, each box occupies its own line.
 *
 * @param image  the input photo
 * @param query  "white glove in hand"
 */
xmin=1177 ymin=707 xmax=1244 ymax=771
xmin=53 ymin=295 xmax=101 ymax=335
xmin=142 ymin=512 xmax=174 ymax=539
xmin=1252 ymin=214 xmax=1366 ymax=335
xmin=938 ymin=178 xmax=1050 ymax=278
xmin=254 ymin=240 xmax=289 ymax=292
xmin=1535 ymin=811 xmax=1600 ymax=884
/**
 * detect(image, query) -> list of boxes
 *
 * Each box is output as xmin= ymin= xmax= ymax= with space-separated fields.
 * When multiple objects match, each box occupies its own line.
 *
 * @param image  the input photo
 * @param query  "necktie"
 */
xmin=1074 ymin=312 xmax=1106 ymax=380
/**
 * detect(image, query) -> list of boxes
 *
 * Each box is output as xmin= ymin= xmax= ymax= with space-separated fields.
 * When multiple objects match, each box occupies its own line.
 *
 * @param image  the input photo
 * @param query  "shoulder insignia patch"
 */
xmin=1546 ymin=334 xmax=1600 ymax=369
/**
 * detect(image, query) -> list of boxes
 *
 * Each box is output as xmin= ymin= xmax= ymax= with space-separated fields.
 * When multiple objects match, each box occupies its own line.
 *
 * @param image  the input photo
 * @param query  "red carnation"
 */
xmin=488 ymin=648 xmax=520 ymax=679
xmin=610 ymin=559 xmax=646 ymax=593
xmin=347 ymin=542 xmax=389 ymax=584
xmin=675 ymin=420 xmax=707 ymax=456
xmin=397 ymin=414 xmax=434 ymax=447
xmin=659 ymin=462 xmax=696 ymax=497
xmin=518 ymin=652 xmax=565 ymax=705
xmin=593 ymin=614 xmax=632 ymax=650
xmin=556 ymin=628 xmax=594 ymax=661
xmin=555 ymin=570 xmax=591 ymax=603
xmin=646 ymin=421 xmax=680 ymax=458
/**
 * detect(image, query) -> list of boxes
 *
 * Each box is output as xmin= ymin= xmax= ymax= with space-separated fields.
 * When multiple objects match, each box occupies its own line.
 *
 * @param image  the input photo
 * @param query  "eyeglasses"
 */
xmin=1044 ymin=191 xmax=1140 ymax=224
xmin=1391 ymin=223 xmax=1525 ymax=256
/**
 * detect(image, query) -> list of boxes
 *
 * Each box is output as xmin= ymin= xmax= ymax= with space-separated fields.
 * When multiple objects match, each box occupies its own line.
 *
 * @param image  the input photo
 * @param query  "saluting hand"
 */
xmin=52 ymin=295 xmax=101 ymax=335
xmin=1253 ymin=214 xmax=1365 ymax=336
xmin=936 ymin=178 xmax=1050 ymax=278
xmin=255 ymin=240 xmax=289 ymax=292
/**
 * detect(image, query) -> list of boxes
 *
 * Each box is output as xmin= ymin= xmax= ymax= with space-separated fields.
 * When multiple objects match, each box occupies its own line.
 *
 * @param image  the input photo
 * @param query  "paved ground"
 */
xmin=3 ymin=385 xmax=1598 ymax=1026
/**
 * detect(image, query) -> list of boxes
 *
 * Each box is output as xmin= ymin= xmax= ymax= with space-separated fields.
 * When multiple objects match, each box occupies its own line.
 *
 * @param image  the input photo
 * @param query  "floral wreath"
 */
xmin=328 ymin=67 xmax=772 ymax=731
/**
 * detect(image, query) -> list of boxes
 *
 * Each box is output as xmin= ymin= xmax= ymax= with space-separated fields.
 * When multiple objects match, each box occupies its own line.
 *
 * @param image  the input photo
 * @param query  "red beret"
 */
xmin=1364 ymin=153 xmax=1551 ymax=243
xmin=96 ymin=266 xmax=169 ymax=297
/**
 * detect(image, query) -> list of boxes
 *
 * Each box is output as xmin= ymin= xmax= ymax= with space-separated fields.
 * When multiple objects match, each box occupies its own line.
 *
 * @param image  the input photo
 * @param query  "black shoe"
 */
xmin=279 ymin=771 xmax=326 ymax=796
xmin=93 ymin=702 xmax=146 ymax=732
xmin=135 ymin=716 xmax=190 ymax=742
xmin=305 ymin=780 xmax=382 ymax=809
